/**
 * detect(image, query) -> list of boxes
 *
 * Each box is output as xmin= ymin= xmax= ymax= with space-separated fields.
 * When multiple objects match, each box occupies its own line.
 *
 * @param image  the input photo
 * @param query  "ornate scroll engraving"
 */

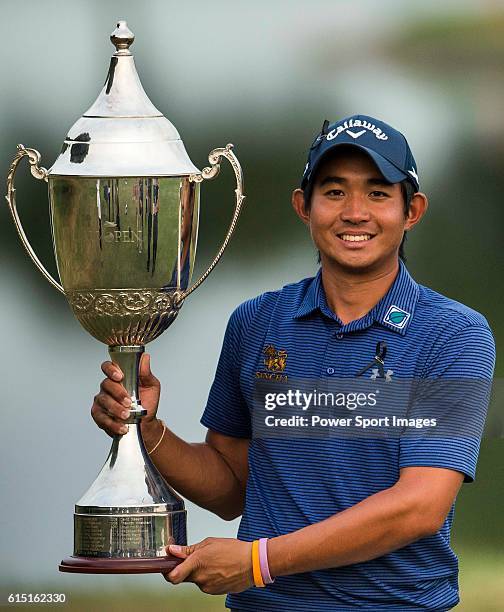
xmin=66 ymin=289 xmax=183 ymax=345
xmin=68 ymin=289 xmax=178 ymax=317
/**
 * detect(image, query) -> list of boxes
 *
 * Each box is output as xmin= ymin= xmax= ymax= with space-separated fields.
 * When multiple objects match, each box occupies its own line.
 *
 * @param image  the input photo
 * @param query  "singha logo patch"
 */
xmin=263 ymin=344 xmax=288 ymax=372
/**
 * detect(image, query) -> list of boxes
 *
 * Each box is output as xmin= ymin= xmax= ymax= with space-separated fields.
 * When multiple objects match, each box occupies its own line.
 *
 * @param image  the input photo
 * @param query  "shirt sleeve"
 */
xmin=399 ymin=323 xmax=496 ymax=482
xmin=200 ymin=300 xmax=259 ymax=438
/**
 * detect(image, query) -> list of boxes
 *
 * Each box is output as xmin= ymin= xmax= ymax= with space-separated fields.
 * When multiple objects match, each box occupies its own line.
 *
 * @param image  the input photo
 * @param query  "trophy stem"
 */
xmin=59 ymin=344 xmax=187 ymax=574
xmin=109 ymin=345 xmax=147 ymax=420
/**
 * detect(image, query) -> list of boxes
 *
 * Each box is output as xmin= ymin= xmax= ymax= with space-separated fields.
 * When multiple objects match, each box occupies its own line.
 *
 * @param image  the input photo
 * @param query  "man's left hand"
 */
xmin=164 ymin=538 xmax=254 ymax=595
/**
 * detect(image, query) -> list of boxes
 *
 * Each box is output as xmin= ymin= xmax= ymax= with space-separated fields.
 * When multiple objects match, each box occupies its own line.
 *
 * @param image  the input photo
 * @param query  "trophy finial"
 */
xmin=50 ymin=18 xmax=201 ymax=177
xmin=110 ymin=20 xmax=135 ymax=55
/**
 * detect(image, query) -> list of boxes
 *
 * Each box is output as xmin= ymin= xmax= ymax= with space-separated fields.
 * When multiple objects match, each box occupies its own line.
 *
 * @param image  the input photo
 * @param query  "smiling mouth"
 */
xmin=337 ymin=233 xmax=375 ymax=242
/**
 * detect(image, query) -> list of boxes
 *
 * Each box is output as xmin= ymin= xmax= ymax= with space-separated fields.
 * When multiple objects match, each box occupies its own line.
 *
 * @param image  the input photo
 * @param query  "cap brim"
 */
xmin=304 ymin=143 xmax=410 ymax=189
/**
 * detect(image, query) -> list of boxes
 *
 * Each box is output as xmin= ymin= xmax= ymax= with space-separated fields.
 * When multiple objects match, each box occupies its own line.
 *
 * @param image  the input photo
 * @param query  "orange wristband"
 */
xmin=251 ymin=540 xmax=265 ymax=587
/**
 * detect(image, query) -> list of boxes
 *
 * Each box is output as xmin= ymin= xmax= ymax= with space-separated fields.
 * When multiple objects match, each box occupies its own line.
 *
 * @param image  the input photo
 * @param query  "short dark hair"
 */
xmin=302 ymin=178 xmax=415 ymax=263
xmin=398 ymin=180 xmax=415 ymax=262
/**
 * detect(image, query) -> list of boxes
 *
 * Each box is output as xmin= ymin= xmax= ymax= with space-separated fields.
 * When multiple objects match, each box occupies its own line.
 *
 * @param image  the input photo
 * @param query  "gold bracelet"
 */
xmin=147 ymin=420 xmax=166 ymax=455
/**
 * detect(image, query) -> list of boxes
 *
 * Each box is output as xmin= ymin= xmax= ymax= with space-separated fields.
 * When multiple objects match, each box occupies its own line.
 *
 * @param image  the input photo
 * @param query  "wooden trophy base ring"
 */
xmin=59 ymin=554 xmax=182 ymax=574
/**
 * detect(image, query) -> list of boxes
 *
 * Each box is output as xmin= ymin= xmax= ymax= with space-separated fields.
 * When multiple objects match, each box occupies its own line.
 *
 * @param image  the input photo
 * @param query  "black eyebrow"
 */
xmin=319 ymin=176 xmax=393 ymax=187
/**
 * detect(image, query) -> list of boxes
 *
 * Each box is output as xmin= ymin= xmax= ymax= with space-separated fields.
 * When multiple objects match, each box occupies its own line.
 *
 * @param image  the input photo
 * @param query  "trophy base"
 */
xmin=59 ymin=555 xmax=181 ymax=574
xmin=60 ymin=507 xmax=188 ymax=575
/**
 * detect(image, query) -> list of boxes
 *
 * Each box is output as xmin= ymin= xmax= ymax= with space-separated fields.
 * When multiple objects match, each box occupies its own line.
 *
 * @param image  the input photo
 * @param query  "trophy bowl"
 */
xmin=5 ymin=20 xmax=245 ymax=574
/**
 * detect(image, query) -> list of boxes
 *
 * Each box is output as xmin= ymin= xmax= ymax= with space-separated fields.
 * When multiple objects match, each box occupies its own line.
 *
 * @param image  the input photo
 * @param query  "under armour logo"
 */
xmin=370 ymin=367 xmax=393 ymax=382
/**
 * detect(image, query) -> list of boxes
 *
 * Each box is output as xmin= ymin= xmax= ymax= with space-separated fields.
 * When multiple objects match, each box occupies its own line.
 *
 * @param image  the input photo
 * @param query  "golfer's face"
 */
xmin=309 ymin=150 xmax=406 ymax=272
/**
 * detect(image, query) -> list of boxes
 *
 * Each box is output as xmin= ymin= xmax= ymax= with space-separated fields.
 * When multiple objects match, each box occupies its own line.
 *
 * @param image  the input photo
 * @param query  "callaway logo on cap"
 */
xmin=301 ymin=114 xmax=420 ymax=192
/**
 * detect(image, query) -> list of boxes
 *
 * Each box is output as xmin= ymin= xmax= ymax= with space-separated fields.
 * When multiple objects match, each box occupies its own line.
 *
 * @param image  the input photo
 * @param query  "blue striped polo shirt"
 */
xmin=200 ymin=261 xmax=495 ymax=611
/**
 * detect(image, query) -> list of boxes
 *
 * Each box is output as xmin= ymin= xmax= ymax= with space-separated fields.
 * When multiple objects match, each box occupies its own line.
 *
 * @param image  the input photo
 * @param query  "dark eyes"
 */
xmin=323 ymin=189 xmax=390 ymax=198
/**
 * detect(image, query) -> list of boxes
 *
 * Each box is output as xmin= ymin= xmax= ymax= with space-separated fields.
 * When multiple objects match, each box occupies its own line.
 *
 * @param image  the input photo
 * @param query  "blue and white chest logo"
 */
xmin=383 ymin=305 xmax=410 ymax=329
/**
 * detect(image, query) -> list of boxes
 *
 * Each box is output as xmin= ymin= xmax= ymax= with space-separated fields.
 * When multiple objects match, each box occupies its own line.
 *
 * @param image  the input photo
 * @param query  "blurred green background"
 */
xmin=1 ymin=0 xmax=503 ymax=610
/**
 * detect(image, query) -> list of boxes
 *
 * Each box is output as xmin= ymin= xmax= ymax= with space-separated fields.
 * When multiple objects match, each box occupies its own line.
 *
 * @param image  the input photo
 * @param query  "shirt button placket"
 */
xmin=325 ymin=330 xmax=344 ymax=376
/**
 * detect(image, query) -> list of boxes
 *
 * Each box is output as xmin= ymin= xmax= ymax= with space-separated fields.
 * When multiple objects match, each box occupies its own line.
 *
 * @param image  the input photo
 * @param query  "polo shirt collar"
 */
xmin=293 ymin=261 xmax=419 ymax=335
xmin=294 ymin=268 xmax=324 ymax=319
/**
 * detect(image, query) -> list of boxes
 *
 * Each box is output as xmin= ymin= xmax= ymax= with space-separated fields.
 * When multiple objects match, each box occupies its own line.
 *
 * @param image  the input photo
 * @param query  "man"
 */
xmin=92 ymin=115 xmax=495 ymax=610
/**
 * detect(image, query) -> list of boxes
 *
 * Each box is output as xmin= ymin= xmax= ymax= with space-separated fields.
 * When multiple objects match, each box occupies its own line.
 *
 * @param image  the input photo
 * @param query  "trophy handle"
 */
xmin=176 ymin=143 xmax=245 ymax=303
xmin=6 ymin=144 xmax=64 ymax=294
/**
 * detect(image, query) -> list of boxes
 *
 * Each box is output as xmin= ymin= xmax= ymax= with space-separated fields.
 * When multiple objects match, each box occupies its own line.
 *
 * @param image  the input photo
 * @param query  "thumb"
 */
xmin=167 ymin=542 xmax=205 ymax=558
xmin=139 ymin=353 xmax=158 ymax=387
xmin=167 ymin=544 xmax=191 ymax=559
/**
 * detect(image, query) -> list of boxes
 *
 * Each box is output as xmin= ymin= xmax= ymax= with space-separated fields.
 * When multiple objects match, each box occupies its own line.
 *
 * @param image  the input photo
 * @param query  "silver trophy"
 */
xmin=6 ymin=20 xmax=245 ymax=573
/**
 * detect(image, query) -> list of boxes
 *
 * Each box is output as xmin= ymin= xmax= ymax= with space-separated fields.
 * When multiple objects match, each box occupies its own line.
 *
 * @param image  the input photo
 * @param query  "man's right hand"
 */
xmin=91 ymin=353 xmax=160 ymax=437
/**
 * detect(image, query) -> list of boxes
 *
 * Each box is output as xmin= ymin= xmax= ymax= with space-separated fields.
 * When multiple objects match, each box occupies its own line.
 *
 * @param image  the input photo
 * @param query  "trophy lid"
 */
xmin=49 ymin=20 xmax=200 ymax=177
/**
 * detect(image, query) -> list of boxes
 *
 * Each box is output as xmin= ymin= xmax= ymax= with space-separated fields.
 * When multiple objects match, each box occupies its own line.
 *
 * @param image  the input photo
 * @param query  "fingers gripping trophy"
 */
xmin=5 ymin=21 xmax=245 ymax=574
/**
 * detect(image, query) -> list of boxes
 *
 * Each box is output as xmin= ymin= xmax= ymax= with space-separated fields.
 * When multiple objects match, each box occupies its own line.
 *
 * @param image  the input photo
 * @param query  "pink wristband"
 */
xmin=258 ymin=538 xmax=274 ymax=585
